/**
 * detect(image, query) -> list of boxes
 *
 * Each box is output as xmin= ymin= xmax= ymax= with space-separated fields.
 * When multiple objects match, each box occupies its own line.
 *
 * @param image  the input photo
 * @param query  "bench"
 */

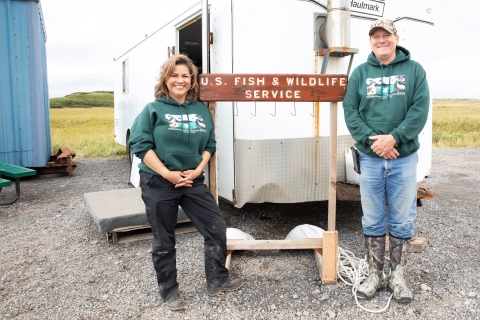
xmin=0 ymin=162 xmax=37 ymax=206
xmin=0 ymin=178 xmax=12 ymax=188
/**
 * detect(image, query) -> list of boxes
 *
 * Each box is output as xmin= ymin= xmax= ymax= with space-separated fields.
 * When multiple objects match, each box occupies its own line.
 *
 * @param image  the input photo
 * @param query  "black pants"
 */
xmin=140 ymin=171 xmax=229 ymax=299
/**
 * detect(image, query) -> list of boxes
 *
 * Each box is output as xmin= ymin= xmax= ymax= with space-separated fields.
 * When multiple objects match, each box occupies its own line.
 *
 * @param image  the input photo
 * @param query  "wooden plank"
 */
xmin=208 ymin=102 xmax=218 ymax=202
xmin=225 ymin=250 xmax=233 ymax=270
xmin=321 ymin=231 xmax=338 ymax=284
xmin=227 ymin=238 xmax=323 ymax=251
xmin=106 ymin=225 xmax=197 ymax=245
xmin=328 ymin=102 xmax=337 ymax=231
xmin=385 ymin=236 xmax=426 ymax=253
xmin=110 ymin=224 xmax=151 ymax=233
xmin=199 ymin=74 xmax=348 ymax=102
xmin=314 ymin=249 xmax=324 ymax=280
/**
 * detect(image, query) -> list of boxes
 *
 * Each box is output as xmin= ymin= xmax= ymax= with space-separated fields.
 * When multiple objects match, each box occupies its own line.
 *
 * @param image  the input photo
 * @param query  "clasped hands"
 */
xmin=369 ymin=134 xmax=399 ymax=159
xmin=164 ymin=169 xmax=201 ymax=188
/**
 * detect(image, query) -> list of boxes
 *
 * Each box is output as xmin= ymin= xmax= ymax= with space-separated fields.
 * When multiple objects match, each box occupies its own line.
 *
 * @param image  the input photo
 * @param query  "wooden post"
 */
xmin=208 ymin=102 xmax=218 ymax=202
xmin=199 ymin=73 xmax=347 ymax=284
xmin=328 ymin=102 xmax=337 ymax=232
xmin=316 ymin=230 xmax=338 ymax=284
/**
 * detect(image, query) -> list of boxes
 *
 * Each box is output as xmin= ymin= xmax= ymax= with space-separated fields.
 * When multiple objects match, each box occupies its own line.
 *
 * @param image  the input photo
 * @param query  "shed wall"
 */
xmin=0 ymin=0 xmax=50 ymax=167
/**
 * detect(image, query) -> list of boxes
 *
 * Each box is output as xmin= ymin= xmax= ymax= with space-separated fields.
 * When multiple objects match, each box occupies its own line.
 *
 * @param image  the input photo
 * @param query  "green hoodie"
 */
xmin=343 ymin=45 xmax=430 ymax=158
xmin=128 ymin=95 xmax=216 ymax=175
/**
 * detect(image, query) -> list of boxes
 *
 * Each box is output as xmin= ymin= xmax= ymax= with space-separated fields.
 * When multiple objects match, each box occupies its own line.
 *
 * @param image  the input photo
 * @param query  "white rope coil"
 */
xmin=337 ymin=246 xmax=393 ymax=313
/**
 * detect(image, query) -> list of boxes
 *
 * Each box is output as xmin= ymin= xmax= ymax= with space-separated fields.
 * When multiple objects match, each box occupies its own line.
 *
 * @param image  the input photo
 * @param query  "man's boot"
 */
xmin=357 ymin=236 xmax=386 ymax=299
xmin=388 ymin=236 xmax=413 ymax=303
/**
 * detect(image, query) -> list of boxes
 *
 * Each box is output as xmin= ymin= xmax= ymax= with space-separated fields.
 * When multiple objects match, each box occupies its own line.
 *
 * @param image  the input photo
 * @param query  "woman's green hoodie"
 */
xmin=128 ymin=95 xmax=216 ymax=175
xmin=343 ymin=45 xmax=430 ymax=157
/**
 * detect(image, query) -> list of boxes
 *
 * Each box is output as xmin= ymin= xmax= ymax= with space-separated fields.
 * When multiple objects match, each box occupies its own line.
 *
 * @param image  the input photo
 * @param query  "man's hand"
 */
xmin=369 ymin=134 xmax=399 ymax=159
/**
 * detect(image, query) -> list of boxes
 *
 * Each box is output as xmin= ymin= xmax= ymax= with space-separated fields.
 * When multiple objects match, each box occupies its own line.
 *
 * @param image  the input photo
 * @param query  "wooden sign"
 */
xmin=199 ymin=74 xmax=348 ymax=102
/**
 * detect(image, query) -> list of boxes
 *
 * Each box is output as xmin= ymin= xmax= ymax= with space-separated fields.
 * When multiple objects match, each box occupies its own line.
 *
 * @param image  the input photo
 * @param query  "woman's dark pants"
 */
xmin=140 ymin=171 xmax=229 ymax=300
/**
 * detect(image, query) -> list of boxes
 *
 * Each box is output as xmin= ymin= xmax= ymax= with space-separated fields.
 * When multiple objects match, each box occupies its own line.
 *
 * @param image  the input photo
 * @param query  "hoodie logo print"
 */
xmin=165 ymin=114 xmax=207 ymax=132
xmin=366 ymin=75 xmax=406 ymax=98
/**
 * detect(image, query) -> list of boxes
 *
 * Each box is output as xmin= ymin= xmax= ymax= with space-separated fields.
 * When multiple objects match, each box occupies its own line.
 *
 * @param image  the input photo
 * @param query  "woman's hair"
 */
xmin=154 ymin=54 xmax=199 ymax=102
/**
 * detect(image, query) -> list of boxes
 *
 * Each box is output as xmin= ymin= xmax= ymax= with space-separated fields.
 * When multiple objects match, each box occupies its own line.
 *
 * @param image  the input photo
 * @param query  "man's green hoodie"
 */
xmin=343 ymin=45 xmax=430 ymax=157
xmin=128 ymin=95 xmax=216 ymax=175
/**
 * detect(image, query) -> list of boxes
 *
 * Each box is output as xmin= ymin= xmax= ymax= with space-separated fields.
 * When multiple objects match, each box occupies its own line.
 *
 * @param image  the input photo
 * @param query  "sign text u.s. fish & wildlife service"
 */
xmin=199 ymin=74 xmax=348 ymax=102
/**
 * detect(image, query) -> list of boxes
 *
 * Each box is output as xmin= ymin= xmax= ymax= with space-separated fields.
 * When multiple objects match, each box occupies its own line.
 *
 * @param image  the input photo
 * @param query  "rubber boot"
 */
xmin=356 ymin=236 xmax=386 ymax=299
xmin=388 ymin=236 xmax=413 ymax=303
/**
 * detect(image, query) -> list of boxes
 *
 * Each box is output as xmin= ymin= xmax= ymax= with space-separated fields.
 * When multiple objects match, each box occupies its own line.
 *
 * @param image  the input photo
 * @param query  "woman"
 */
xmin=128 ymin=54 xmax=243 ymax=311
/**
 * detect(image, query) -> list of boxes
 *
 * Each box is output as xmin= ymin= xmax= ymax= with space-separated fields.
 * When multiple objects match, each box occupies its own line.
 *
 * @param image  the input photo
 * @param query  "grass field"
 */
xmin=432 ymin=99 xmax=480 ymax=147
xmin=50 ymin=108 xmax=127 ymax=159
xmin=49 ymin=93 xmax=480 ymax=158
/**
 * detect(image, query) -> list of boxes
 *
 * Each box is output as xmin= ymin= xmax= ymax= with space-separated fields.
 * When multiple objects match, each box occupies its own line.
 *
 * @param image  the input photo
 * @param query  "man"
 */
xmin=342 ymin=19 xmax=430 ymax=303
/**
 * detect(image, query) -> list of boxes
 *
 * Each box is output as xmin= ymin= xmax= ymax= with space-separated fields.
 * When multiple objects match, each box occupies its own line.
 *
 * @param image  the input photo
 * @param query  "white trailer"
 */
xmin=114 ymin=0 xmax=434 ymax=208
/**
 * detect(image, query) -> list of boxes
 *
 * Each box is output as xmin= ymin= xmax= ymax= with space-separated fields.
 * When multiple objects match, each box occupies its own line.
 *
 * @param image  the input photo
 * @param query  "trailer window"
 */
xmin=122 ymin=59 xmax=129 ymax=93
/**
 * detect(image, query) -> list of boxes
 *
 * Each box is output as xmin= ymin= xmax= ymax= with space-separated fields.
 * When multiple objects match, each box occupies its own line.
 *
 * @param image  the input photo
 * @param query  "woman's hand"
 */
xmin=143 ymin=150 xmax=192 ymax=186
xmin=174 ymin=169 xmax=201 ymax=188
xmin=143 ymin=149 xmax=210 ymax=188
xmin=162 ymin=170 xmax=188 ymax=187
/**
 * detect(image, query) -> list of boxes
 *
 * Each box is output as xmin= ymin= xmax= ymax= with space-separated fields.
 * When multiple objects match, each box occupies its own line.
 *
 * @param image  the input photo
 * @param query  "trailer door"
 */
xmin=208 ymin=0 xmax=236 ymax=203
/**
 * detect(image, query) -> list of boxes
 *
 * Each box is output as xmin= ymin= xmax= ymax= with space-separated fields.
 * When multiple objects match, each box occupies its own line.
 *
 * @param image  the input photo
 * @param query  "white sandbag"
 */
xmin=285 ymin=224 xmax=324 ymax=240
xmin=226 ymin=227 xmax=255 ymax=240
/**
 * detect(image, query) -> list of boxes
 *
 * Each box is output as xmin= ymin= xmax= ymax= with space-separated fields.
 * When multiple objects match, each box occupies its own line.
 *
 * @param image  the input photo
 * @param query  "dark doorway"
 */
xmin=179 ymin=17 xmax=203 ymax=73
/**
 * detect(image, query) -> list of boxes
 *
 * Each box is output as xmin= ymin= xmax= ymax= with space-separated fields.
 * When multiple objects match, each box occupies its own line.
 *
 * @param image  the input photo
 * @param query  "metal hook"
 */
xmin=233 ymin=102 xmax=238 ymax=116
xmin=269 ymin=102 xmax=276 ymax=117
xmin=250 ymin=102 xmax=256 ymax=117
xmin=290 ymin=102 xmax=297 ymax=116
xmin=310 ymin=103 xmax=315 ymax=118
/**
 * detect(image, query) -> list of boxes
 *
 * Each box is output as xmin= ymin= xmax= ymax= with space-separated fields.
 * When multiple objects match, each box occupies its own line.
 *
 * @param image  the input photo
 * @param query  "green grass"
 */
xmin=50 ymin=107 xmax=127 ymax=159
xmin=50 ymin=91 xmax=113 ymax=108
xmin=432 ymin=99 xmax=480 ymax=147
xmin=49 ymin=92 xmax=479 ymax=159
xmin=49 ymin=91 xmax=126 ymax=159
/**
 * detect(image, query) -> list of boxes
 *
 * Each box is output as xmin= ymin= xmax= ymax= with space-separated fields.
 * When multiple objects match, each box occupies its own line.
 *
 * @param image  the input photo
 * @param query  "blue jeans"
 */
xmin=359 ymin=151 xmax=418 ymax=239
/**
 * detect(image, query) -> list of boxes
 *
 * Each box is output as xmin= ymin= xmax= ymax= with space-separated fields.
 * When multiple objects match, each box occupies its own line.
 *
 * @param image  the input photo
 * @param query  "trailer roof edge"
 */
xmin=114 ymin=1 xmax=202 ymax=61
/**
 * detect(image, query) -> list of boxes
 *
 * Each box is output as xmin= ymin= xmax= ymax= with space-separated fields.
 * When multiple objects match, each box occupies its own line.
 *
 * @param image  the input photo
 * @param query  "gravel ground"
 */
xmin=1 ymin=148 xmax=479 ymax=320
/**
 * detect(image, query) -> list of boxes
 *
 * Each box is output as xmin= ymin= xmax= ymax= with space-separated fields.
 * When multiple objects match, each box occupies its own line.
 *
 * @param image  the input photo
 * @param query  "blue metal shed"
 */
xmin=0 ymin=0 xmax=51 ymax=167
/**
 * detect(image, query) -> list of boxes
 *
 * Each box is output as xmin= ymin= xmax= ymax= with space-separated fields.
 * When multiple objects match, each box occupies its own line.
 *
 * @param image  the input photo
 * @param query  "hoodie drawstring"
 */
xmin=179 ymin=102 xmax=193 ymax=152
xmin=185 ymin=104 xmax=192 ymax=151
xmin=387 ymin=64 xmax=392 ymax=103
xmin=380 ymin=63 xmax=393 ymax=104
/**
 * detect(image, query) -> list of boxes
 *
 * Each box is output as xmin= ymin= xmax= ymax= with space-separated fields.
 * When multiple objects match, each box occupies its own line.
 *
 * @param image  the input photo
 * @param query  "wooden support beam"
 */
xmin=200 ymin=73 xmax=347 ymax=285
xmin=226 ymin=235 xmax=338 ymax=284
xmin=106 ymin=225 xmax=197 ymax=245
xmin=208 ymin=102 xmax=218 ymax=202
xmin=318 ymin=231 xmax=338 ymax=284
xmin=225 ymin=250 xmax=233 ymax=270
xmin=227 ymin=238 xmax=323 ymax=251
xmin=386 ymin=236 xmax=427 ymax=253
xmin=328 ymin=102 xmax=337 ymax=232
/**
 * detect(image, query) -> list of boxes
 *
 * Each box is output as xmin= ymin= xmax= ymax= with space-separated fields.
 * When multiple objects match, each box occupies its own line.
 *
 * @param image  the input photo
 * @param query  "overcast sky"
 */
xmin=41 ymin=0 xmax=479 ymax=99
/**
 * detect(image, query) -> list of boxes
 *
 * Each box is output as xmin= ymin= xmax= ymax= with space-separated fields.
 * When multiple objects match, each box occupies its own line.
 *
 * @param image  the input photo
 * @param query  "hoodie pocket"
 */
xmin=164 ymin=151 xmax=202 ymax=171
